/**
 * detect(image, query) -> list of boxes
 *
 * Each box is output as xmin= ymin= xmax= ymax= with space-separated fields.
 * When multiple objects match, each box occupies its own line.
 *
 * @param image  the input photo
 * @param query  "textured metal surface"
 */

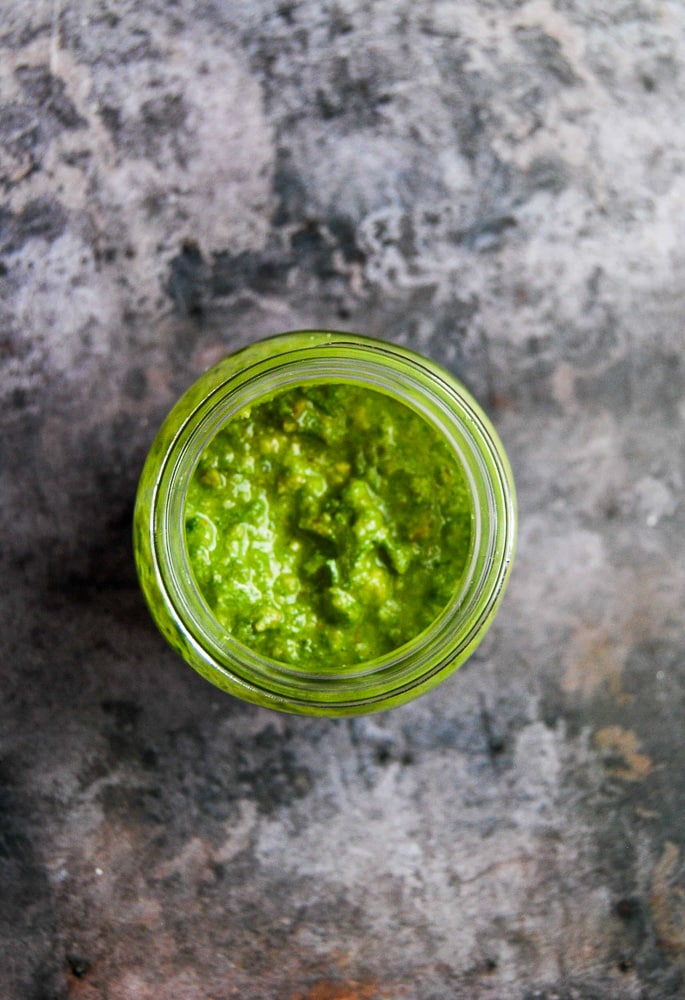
xmin=1 ymin=1 xmax=684 ymax=997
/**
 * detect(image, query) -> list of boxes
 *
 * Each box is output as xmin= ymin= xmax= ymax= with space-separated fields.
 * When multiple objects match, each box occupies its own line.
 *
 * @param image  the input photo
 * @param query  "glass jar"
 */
xmin=133 ymin=330 xmax=516 ymax=716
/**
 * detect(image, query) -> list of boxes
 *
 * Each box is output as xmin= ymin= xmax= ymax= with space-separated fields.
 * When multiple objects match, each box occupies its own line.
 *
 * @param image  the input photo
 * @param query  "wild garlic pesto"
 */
xmin=184 ymin=383 xmax=473 ymax=666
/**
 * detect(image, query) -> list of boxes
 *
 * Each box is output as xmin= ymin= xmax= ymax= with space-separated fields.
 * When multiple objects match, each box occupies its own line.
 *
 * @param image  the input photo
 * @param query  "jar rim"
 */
xmin=137 ymin=331 xmax=516 ymax=714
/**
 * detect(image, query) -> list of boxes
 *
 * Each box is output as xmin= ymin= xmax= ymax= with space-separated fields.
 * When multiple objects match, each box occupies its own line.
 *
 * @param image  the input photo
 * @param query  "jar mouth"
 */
xmin=148 ymin=335 xmax=516 ymax=711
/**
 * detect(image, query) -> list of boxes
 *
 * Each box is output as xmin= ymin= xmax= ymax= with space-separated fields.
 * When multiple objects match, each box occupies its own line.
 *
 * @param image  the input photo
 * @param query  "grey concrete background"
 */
xmin=1 ymin=1 xmax=684 ymax=997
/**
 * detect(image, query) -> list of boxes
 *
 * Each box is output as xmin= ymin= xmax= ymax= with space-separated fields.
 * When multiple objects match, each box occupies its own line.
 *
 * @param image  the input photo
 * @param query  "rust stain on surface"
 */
xmin=594 ymin=725 xmax=653 ymax=781
xmin=651 ymin=842 xmax=685 ymax=954
xmin=562 ymin=624 xmax=628 ymax=700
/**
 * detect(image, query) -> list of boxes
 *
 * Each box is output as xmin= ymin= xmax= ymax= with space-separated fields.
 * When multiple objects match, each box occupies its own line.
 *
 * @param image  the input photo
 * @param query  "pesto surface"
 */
xmin=184 ymin=383 xmax=472 ymax=666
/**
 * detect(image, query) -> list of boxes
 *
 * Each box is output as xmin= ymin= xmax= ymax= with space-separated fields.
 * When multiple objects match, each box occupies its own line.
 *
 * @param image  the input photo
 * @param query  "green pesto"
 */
xmin=184 ymin=383 xmax=473 ymax=667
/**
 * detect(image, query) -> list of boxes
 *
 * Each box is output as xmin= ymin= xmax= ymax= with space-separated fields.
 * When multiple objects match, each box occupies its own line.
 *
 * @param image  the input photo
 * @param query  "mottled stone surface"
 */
xmin=2 ymin=1 xmax=685 ymax=997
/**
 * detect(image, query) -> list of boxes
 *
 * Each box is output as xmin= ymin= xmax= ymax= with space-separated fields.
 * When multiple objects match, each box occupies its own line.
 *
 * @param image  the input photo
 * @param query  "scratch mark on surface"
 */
xmin=50 ymin=0 xmax=61 ymax=75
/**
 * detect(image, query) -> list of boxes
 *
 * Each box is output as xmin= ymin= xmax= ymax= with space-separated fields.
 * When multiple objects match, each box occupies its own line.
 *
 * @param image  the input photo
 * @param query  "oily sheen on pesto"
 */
xmin=184 ymin=383 xmax=473 ymax=666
